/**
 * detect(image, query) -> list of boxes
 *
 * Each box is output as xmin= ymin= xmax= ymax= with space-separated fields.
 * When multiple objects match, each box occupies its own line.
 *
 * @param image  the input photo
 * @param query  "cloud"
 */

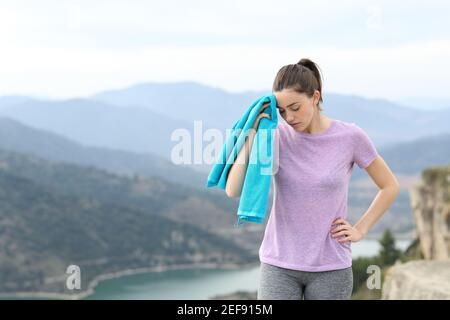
xmin=0 ymin=0 xmax=448 ymax=101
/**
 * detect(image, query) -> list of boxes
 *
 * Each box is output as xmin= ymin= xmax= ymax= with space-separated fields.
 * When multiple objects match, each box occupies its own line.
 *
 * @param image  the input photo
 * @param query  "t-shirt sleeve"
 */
xmin=352 ymin=124 xmax=378 ymax=169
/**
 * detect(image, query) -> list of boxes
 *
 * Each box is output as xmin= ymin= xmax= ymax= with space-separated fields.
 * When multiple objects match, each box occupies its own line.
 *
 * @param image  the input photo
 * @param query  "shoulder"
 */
xmin=275 ymin=121 xmax=289 ymax=135
xmin=276 ymin=118 xmax=366 ymax=139
xmin=277 ymin=121 xmax=288 ymax=129
xmin=332 ymin=118 xmax=357 ymax=130
xmin=332 ymin=119 xmax=366 ymax=140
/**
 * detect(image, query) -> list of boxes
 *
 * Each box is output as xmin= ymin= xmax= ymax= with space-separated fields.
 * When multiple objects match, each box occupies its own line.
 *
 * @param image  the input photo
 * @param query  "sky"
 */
xmin=0 ymin=0 xmax=449 ymax=109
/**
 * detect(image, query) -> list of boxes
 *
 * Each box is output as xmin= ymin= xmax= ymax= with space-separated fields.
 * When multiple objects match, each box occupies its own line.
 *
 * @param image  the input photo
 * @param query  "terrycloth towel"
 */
xmin=205 ymin=93 xmax=278 ymax=227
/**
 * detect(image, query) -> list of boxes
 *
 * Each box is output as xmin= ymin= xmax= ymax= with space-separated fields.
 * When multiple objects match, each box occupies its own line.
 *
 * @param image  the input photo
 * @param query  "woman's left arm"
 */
xmin=331 ymin=155 xmax=400 ymax=243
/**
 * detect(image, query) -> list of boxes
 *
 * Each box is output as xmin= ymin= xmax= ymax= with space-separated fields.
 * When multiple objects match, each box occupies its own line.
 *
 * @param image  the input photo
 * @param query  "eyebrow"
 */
xmin=276 ymin=101 xmax=299 ymax=110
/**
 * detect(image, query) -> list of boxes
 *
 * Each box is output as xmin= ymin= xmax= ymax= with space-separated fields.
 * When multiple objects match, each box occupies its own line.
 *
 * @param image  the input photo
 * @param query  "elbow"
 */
xmin=389 ymin=179 xmax=401 ymax=198
xmin=394 ymin=184 xmax=400 ymax=198
xmin=393 ymin=176 xmax=400 ymax=192
xmin=380 ymin=179 xmax=400 ymax=199
xmin=225 ymin=185 xmax=239 ymax=198
xmin=226 ymin=190 xmax=239 ymax=198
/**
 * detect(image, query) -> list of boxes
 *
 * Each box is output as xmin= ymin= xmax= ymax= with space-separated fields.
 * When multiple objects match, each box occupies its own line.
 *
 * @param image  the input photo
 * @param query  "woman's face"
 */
xmin=274 ymin=88 xmax=320 ymax=131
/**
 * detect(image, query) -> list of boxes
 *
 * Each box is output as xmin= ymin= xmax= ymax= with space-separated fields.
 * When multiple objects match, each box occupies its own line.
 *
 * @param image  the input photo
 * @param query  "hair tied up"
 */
xmin=272 ymin=57 xmax=324 ymax=109
xmin=297 ymin=58 xmax=314 ymax=72
xmin=297 ymin=58 xmax=323 ymax=104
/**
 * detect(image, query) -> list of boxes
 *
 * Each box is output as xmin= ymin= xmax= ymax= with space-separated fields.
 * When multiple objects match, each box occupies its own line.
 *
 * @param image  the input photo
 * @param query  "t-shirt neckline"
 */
xmin=292 ymin=119 xmax=337 ymax=137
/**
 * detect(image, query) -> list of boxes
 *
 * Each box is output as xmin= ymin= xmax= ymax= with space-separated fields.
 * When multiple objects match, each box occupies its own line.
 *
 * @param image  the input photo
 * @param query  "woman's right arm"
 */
xmin=225 ymin=110 xmax=271 ymax=198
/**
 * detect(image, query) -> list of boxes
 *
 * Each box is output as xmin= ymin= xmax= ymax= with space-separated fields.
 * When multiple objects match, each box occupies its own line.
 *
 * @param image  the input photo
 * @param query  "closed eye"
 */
xmin=279 ymin=107 xmax=300 ymax=113
xmin=277 ymin=104 xmax=301 ymax=113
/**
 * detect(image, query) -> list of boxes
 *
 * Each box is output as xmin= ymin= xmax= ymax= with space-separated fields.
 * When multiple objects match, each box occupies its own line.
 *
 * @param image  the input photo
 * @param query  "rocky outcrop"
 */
xmin=382 ymin=260 xmax=450 ymax=299
xmin=382 ymin=166 xmax=450 ymax=300
xmin=409 ymin=166 xmax=450 ymax=260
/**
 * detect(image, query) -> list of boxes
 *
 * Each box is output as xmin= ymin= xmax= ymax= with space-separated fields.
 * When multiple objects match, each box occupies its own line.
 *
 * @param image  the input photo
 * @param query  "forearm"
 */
xmin=225 ymin=129 xmax=256 ymax=197
xmin=353 ymin=185 xmax=400 ymax=236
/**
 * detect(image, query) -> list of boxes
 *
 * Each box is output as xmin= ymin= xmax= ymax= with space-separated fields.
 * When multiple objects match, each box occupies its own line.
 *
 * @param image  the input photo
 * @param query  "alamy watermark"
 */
xmin=170 ymin=120 xmax=279 ymax=174
xmin=366 ymin=264 xmax=381 ymax=290
xmin=66 ymin=264 xmax=81 ymax=290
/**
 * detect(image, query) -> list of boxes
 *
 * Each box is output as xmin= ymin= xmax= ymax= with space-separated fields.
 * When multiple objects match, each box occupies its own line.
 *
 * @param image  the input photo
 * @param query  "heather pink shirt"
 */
xmin=259 ymin=118 xmax=379 ymax=272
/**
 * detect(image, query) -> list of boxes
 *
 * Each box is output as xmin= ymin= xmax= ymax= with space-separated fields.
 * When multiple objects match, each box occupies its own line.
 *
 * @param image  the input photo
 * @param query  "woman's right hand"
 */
xmin=252 ymin=112 xmax=271 ymax=130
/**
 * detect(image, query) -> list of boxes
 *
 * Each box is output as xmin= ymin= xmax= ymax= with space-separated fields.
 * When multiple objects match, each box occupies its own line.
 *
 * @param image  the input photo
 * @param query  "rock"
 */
xmin=409 ymin=166 xmax=450 ymax=260
xmin=382 ymin=166 xmax=450 ymax=300
xmin=382 ymin=260 xmax=450 ymax=299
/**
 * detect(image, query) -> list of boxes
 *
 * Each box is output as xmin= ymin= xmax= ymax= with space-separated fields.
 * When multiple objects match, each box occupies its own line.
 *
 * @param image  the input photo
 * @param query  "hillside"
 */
xmin=0 ymin=117 xmax=207 ymax=188
xmin=0 ymin=153 xmax=255 ymax=296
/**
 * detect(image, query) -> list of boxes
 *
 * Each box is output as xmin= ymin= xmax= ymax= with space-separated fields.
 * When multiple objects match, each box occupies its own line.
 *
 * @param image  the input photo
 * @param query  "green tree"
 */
xmin=378 ymin=229 xmax=402 ymax=267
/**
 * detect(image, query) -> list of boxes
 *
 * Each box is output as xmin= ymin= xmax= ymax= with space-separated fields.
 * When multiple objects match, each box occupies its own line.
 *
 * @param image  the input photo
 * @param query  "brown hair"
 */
xmin=272 ymin=58 xmax=324 ymax=111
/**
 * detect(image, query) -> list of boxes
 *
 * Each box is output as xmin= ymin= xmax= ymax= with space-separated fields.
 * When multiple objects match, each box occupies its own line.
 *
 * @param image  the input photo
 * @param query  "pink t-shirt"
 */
xmin=259 ymin=118 xmax=379 ymax=272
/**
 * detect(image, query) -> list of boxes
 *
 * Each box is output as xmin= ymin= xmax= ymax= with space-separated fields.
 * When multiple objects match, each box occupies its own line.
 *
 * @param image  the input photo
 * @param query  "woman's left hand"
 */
xmin=330 ymin=218 xmax=364 ymax=243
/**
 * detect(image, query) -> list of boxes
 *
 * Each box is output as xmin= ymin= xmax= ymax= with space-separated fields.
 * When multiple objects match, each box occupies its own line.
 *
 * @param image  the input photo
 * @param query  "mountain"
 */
xmin=0 ymin=82 xmax=448 ymax=162
xmin=91 ymin=81 xmax=450 ymax=146
xmin=91 ymin=80 xmax=261 ymax=130
xmin=0 ymin=117 xmax=208 ymax=189
xmin=0 ymin=95 xmax=35 ymax=109
xmin=0 ymin=150 xmax=254 ymax=295
xmin=375 ymin=133 xmax=450 ymax=174
xmin=0 ymin=150 xmax=240 ymax=232
xmin=0 ymin=97 xmax=197 ymax=159
xmin=395 ymin=97 xmax=450 ymax=111
xmin=1 ymin=116 xmax=449 ymax=185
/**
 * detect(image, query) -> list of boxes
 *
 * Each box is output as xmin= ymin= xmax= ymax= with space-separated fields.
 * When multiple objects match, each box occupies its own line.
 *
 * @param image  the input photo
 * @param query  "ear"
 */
xmin=313 ymin=90 xmax=321 ymax=106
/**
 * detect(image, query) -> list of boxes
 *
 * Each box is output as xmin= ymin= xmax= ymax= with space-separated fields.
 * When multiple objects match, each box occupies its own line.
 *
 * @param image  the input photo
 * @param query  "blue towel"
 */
xmin=205 ymin=93 xmax=278 ymax=227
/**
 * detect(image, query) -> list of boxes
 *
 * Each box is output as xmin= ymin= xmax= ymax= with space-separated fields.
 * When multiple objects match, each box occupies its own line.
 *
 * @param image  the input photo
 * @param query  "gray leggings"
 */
xmin=257 ymin=262 xmax=353 ymax=300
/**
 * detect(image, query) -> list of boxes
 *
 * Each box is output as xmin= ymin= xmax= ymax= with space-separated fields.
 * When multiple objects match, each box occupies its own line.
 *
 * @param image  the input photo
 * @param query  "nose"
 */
xmin=286 ymin=115 xmax=295 ymax=123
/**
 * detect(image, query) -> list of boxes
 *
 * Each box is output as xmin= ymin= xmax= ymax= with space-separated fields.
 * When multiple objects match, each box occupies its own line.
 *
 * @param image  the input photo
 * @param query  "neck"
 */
xmin=304 ymin=112 xmax=329 ymax=134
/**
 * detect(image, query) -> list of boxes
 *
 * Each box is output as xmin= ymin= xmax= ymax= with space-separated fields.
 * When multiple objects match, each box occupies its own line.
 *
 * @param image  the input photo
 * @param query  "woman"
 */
xmin=226 ymin=58 xmax=400 ymax=300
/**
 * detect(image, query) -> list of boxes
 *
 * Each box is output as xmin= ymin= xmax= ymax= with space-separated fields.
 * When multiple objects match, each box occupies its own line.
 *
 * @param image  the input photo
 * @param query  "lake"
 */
xmin=84 ymin=238 xmax=413 ymax=300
